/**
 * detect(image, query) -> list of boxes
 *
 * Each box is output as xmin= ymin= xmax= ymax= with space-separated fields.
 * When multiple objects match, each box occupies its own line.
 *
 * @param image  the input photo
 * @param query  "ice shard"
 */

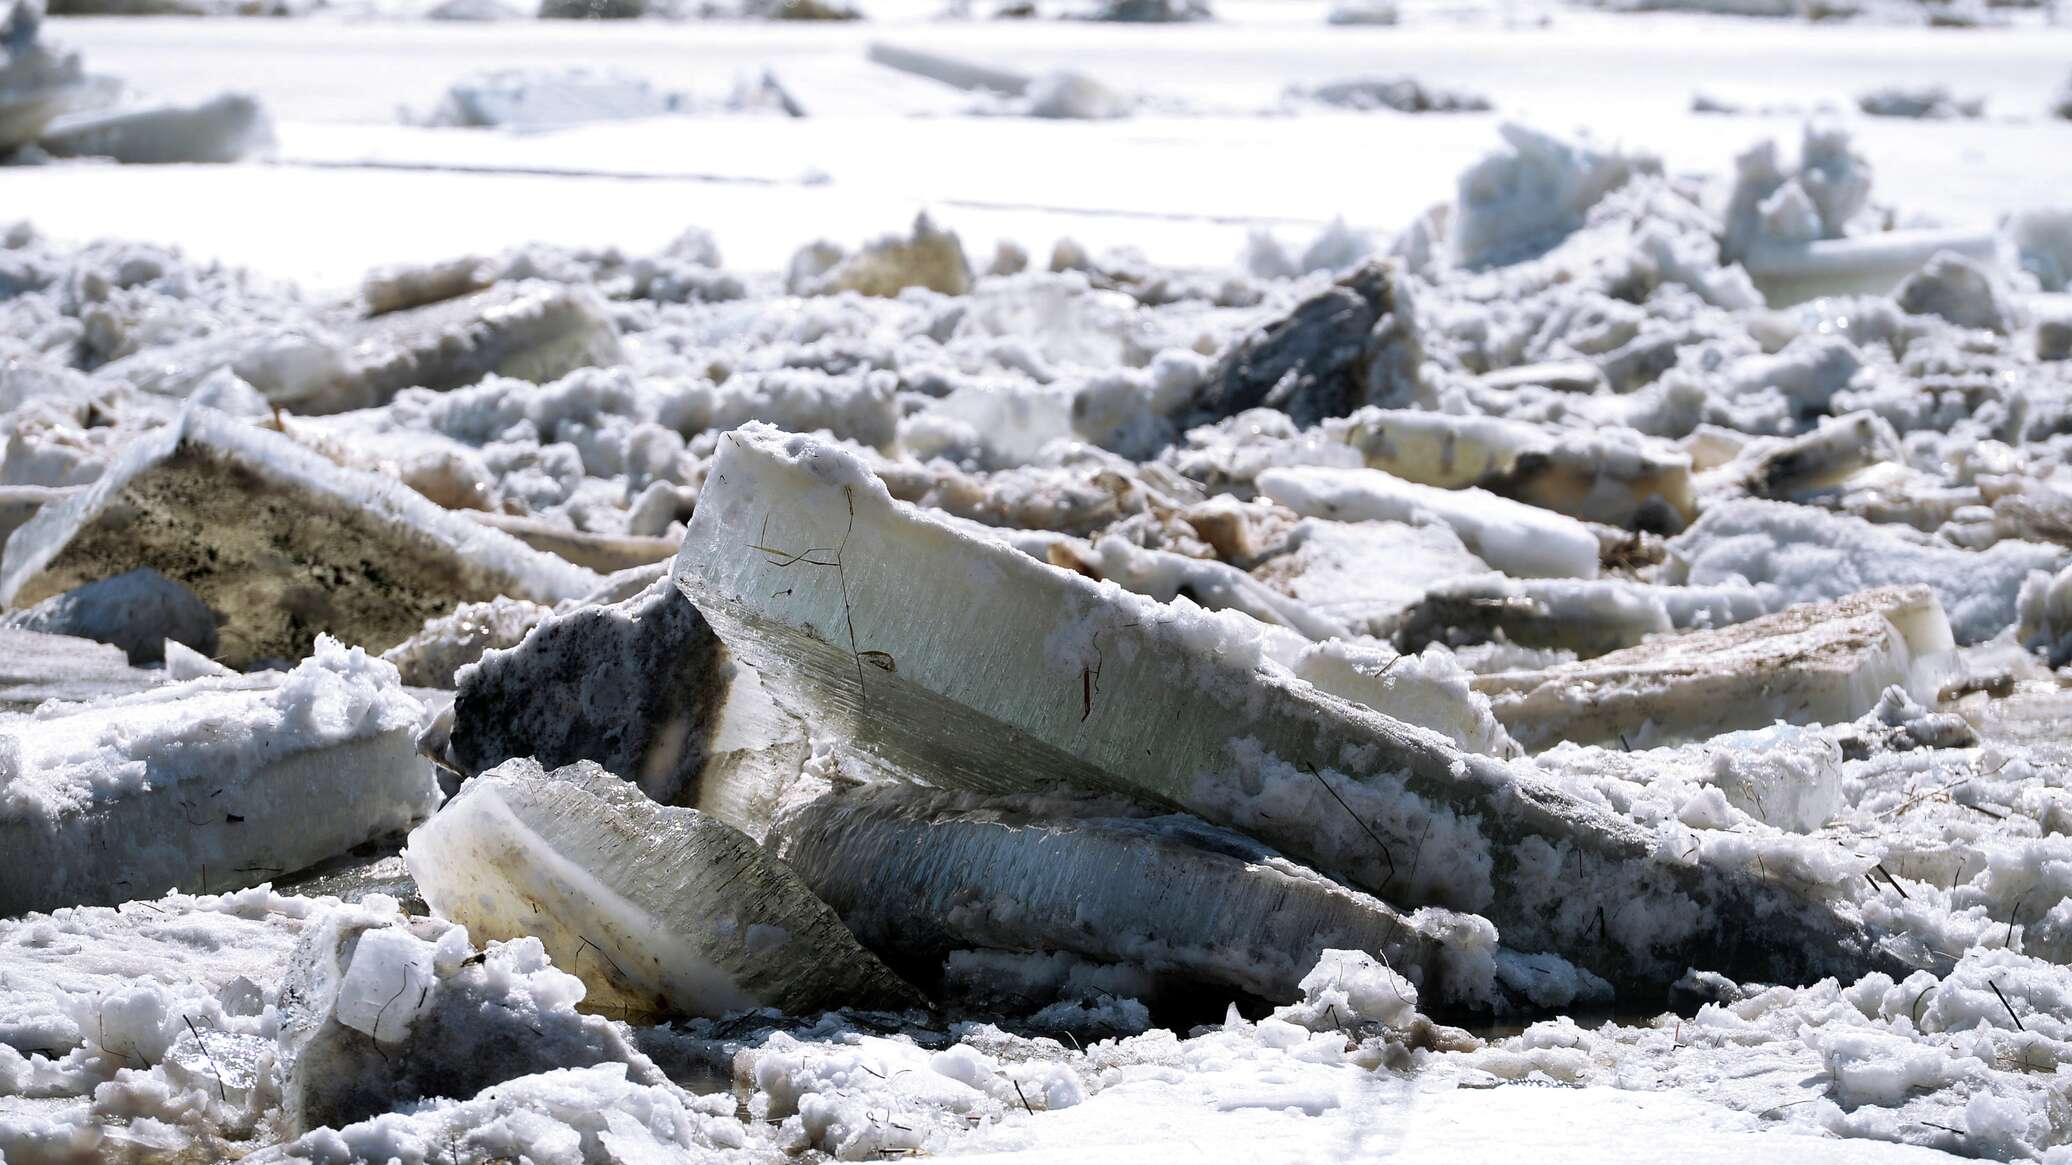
xmin=94 ymin=281 xmax=624 ymax=415
xmin=1257 ymin=464 xmax=1601 ymax=579
xmin=449 ymin=580 xmax=810 ymax=832
xmin=1330 ymin=409 xmax=1696 ymax=532
xmin=0 ymin=639 xmax=438 ymax=916
xmin=405 ymin=758 xmax=925 ymax=1019
xmin=1474 ymin=586 xmax=1956 ymax=751
xmin=673 ymin=425 xmax=1901 ymax=990
xmin=0 ymin=407 xmax=599 ymax=667
xmin=772 ymin=784 xmax=1531 ymax=1011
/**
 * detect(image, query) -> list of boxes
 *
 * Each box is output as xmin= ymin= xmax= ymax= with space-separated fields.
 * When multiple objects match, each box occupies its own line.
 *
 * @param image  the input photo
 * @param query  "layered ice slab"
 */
xmin=773 ymin=784 xmax=1554 ymax=1012
xmin=1475 ymin=586 xmax=1956 ymax=751
xmin=0 ymin=407 xmax=599 ymax=667
xmin=673 ymin=425 xmax=1897 ymax=990
xmin=405 ymin=758 xmax=925 ymax=1019
xmin=0 ymin=624 xmax=161 ymax=709
xmin=0 ymin=638 xmax=437 ymax=917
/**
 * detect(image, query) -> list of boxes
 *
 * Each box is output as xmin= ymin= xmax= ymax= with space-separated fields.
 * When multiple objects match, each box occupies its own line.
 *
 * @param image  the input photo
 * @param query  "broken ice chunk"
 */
xmin=1257 ymin=464 xmax=1601 ymax=579
xmin=0 ymin=1 xmax=92 ymax=154
xmin=774 ymin=784 xmax=1536 ymax=1011
xmin=39 ymin=91 xmax=273 ymax=164
xmin=0 ymin=638 xmax=438 ymax=916
xmin=1047 ymin=535 xmax=1349 ymax=640
xmin=94 ymin=281 xmax=624 ymax=415
xmin=1474 ymin=587 xmax=1956 ymax=751
xmin=405 ymin=758 xmax=924 ymax=1019
xmin=674 ymin=424 xmax=1897 ymax=989
xmin=449 ymin=580 xmax=810 ymax=831
xmin=1330 ymin=408 xmax=1696 ymax=532
xmin=1703 ymin=411 xmax=1899 ymax=503
xmin=275 ymin=905 xmax=669 ymax=1135
xmin=1396 ymin=575 xmax=1767 ymax=658
xmin=1250 ymin=517 xmax=1491 ymax=637
xmin=1290 ymin=640 xmax=1517 ymax=758
xmin=1452 ymin=124 xmax=1660 ymax=270
xmin=463 ymin=509 xmax=680 ymax=574
xmin=1181 ymin=261 xmax=1408 ymax=428
xmin=788 ymin=213 xmax=972 ymax=298
xmin=379 ymin=595 xmax=554 ymax=688
xmin=1 ymin=566 xmax=216 ymax=665
xmin=0 ymin=407 xmax=599 ymax=667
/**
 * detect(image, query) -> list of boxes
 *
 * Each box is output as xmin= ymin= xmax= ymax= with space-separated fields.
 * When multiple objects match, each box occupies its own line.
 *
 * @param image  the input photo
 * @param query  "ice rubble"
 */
xmin=0 ymin=406 xmax=599 ymax=667
xmin=1663 ymin=499 xmax=2065 ymax=644
xmin=0 ymin=638 xmax=437 ymax=916
xmin=0 ymin=0 xmax=88 ymax=156
xmin=406 ymin=757 xmax=924 ymax=1018
xmin=675 ymin=424 xmax=1896 ymax=990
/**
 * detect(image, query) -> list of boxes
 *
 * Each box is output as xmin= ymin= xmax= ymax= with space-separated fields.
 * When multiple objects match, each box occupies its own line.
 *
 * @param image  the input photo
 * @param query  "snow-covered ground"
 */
xmin=14 ymin=6 xmax=2072 ymax=287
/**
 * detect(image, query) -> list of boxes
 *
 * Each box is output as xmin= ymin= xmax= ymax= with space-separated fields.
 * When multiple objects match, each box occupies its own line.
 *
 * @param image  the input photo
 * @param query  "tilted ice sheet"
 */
xmin=0 ymin=405 xmax=599 ymax=666
xmin=673 ymin=424 xmax=1899 ymax=991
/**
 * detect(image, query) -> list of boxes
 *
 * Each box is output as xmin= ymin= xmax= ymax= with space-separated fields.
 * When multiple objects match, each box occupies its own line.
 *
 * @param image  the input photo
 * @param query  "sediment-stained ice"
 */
xmin=39 ymin=91 xmax=274 ymax=164
xmin=0 ymin=406 xmax=599 ymax=666
xmin=405 ymin=757 xmax=925 ymax=1019
xmin=0 ymin=638 xmax=438 ymax=916
xmin=673 ymin=424 xmax=1898 ymax=990
xmin=1397 ymin=574 xmax=1768 ymax=657
xmin=1477 ymin=586 xmax=1955 ymax=751
xmin=450 ymin=580 xmax=811 ymax=829
xmin=772 ymin=783 xmax=1566 ymax=1011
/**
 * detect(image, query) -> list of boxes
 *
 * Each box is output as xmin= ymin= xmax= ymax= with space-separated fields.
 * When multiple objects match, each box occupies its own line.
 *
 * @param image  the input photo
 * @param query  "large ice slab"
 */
xmin=0 ymin=638 xmax=438 ymax=917
xmin=0 ymin=407 xmax=600 ymax=667
xmin=39 ymin=91 xmax=274 ymax=164
xmin=450 ymin=580 xmax=810 ymax=832
xmin=773 ymin=784 xmax=1561 ymax=1012
xmin=1474 ymin=587 xmax=1956 ymax=751
xmin=673 ymin=425 xmax=1896 ymax=990
xmin=406 ymin=758 xmax=925 ymax=1019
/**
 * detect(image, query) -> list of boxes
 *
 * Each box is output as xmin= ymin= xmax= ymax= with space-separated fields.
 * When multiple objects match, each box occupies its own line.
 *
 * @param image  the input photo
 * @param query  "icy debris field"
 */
xmin=9 ymin=0 xmax=2072 ymax=1161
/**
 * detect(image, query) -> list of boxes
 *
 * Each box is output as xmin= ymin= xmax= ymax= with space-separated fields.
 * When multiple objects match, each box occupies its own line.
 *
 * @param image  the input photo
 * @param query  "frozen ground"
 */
xmin=6 ymin=1 xmax=2072 ymax=1163
xmin=11 ymin=6 xmax=2072 ymax=286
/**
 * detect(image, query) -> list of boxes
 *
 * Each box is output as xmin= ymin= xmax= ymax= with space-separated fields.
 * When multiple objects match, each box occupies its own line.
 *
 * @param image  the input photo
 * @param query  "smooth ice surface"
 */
xmin=406 ymin=757 xmax=925 ymax=1018
xmin=0 ymin=638 xmax=437 ymax=916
